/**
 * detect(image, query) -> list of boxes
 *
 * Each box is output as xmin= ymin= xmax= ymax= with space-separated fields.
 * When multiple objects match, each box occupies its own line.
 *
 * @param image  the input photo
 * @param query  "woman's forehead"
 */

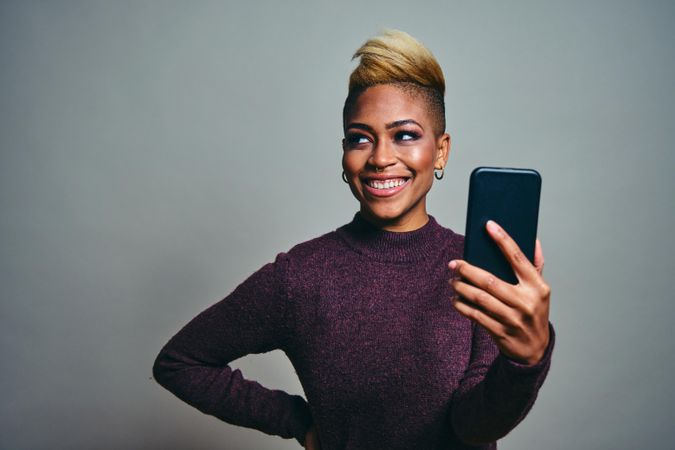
xmin=346 ymin=84 xmax=432 ymax=126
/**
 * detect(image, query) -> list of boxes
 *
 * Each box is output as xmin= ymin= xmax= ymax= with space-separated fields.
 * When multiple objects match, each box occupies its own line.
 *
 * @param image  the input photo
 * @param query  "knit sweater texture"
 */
xmin=153 ymin=213 xmax=554 ymax=449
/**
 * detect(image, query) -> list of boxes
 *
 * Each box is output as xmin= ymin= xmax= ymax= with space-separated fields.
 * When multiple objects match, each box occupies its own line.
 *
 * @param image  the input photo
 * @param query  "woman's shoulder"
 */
xmin=432 ymin=217 xmax=465 ymax=259
xmin=280 ymin=215 xmax=361 ymax=260
xmin=270 ymin=227 xmax=351 ymax=292
xmin=432 ymin=217 xmax=464 ymax=238
xmin=284 ymin=228 xmax=345 ymax=261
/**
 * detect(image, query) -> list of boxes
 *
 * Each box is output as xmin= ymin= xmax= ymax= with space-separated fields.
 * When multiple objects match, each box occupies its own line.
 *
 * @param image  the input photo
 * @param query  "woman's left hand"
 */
xmin=449 ymin=220 xmax=551 ymax=365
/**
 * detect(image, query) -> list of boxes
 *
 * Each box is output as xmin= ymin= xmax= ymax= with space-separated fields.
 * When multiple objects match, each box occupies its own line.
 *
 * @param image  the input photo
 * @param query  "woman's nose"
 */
xmin=369 ymin=139 xmax=397 ymax=170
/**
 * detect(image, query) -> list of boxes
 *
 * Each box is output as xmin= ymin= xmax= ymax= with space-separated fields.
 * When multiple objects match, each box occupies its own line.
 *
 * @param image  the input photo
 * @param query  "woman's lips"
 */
xmin=362 ymin=177 xmax=411 ymax=197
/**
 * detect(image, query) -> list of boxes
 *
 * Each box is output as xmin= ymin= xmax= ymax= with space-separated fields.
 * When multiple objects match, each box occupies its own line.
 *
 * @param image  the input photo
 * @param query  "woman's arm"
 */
xmin=447 ymin=220 xmax=554 ymax=444
xmin=448 ymin=322 xmax=554 ymax=444
xmin=152 ymin=253 xmax=312 ymax=445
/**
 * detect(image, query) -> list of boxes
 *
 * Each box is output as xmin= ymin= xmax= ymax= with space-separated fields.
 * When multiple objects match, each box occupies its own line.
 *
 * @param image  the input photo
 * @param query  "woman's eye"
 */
xmin=346 ymin=134 xmax=370 ymax=146
xmin=396 ymin=131 xmax=420 ymax=142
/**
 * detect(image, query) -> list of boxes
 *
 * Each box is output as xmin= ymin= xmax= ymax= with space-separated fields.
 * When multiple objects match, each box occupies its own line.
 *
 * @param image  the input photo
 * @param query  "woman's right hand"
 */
xmin=304 ymin=424 xmax=322 ymax=450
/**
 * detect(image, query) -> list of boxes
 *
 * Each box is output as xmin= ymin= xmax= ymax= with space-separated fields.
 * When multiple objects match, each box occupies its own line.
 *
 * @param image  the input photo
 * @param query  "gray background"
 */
xmin=1 ymin=1 xmax=674 ymax=449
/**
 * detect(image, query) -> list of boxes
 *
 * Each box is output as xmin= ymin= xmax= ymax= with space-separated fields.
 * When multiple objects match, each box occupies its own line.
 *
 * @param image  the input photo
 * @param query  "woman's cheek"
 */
xmin=405 ymin=145 xmax=435 ymax=176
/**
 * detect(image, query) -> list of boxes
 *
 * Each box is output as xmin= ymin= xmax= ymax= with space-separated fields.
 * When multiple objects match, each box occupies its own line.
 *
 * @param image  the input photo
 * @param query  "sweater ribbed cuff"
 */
xmin=500 ymin=323 xmax=555 ymax=374
xmin=288 ymin=394 xmax=313 ymax=446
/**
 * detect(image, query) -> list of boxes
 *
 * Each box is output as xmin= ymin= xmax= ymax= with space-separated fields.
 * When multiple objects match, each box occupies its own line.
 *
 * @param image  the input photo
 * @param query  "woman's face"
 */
xmin=342 ymin=84 xmax=450 ymax=232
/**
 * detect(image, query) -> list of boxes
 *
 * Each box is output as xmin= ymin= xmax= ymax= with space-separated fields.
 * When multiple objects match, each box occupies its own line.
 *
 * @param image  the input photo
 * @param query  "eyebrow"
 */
xmin=345 ymin=122 xmax=375 ymax=133
xmin=386 ymin=119 xmax=423 ymax=130
xmin=345 ymin=119 xmax=424 ymax=132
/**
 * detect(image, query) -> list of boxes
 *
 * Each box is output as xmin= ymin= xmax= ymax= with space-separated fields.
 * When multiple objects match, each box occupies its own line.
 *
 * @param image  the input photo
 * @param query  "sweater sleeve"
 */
xmin=152 ymin=253 xmax=313 ymax=446
xmin=449 ymin=322 xmax=555 ymax=445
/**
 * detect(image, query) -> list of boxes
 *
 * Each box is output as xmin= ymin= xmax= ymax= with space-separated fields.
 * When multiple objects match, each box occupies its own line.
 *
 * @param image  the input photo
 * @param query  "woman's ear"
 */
xmin=436 ymin=133 xmax=451 ymax=168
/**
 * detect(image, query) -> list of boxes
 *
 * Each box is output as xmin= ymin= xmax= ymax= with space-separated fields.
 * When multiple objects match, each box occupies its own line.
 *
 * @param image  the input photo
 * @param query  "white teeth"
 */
xmin=368 ymin=178 xmax=406 ymax=189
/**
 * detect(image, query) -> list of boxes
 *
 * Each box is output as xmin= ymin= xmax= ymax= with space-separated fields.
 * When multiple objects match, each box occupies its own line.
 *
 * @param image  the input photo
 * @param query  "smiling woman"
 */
xmin=340 ymin=31 xmax=449 ymax=232
xmin=153 ymin=29 xmax=554 ymax=450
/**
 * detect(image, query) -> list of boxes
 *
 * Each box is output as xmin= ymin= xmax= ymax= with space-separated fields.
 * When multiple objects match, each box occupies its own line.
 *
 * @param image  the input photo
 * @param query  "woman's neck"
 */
xmin=336 ymin=211 xmax=444 ymax=264
xmin=358 ymin=207 xmax=430 ymax=232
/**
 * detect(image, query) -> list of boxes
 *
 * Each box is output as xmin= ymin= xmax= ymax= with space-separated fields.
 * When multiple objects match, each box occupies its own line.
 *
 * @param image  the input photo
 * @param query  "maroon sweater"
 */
xmin=153 ymin=213 xmax=554 ymax=449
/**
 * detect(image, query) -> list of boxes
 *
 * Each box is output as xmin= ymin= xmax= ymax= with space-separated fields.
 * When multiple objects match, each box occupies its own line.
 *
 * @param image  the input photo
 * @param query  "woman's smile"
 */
xmin=362 ymin=176 xmax=410 ymax=197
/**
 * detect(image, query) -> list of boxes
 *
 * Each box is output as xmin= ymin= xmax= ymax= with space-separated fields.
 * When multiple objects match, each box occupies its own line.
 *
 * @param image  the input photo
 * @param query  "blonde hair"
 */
xmin=343 ymin=29 xmax=446 ymax=134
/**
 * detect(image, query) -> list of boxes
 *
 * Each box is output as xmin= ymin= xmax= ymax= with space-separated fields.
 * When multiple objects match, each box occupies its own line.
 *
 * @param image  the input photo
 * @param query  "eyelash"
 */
xmin=344 ymin=130 xmax=421 ymax=148
xmin=396 ymin=130 xmax=420 ymax=141
xmin=346 ymin=134 xmax=370 ymax=146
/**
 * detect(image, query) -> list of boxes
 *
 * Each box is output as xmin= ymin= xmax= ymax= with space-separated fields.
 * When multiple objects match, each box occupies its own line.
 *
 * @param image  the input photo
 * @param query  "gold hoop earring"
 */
xmin=342 ymin=171 xmax=349 ymax=183
xmin=434 ymin=167 xmax=444 ymax=180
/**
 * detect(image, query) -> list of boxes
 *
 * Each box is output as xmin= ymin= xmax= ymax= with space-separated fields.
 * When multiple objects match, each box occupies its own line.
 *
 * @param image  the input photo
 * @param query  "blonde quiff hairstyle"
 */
xmin=343 ymin=29 xmax=446 ymax=135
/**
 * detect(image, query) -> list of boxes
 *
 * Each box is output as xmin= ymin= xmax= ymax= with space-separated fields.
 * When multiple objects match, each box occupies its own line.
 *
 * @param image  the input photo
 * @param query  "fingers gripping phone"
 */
xmin=463 ymin=167 xmax=542 ymax=285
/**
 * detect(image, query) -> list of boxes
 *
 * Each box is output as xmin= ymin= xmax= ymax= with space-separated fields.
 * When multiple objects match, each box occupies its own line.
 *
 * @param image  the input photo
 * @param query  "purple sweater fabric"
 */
xmin=153 ymin=213 xmax=554 ymax=449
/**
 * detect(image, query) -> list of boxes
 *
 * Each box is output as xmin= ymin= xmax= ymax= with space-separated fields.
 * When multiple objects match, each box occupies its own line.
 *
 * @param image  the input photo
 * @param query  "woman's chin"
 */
xmin=360 ymin=206 xmax=406 ymax=225
xmin=359 ymin=198 xmax=429 ymax=230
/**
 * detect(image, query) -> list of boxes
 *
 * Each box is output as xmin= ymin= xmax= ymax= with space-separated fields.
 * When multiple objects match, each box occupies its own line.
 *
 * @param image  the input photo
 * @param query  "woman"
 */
xmin=153 ymin=30 xmax=553 ymax=450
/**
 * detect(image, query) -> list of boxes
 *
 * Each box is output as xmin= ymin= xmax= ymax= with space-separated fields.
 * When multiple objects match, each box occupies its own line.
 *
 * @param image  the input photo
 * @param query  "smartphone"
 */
xmin=463 ymin=167 xmax=541 ymax=284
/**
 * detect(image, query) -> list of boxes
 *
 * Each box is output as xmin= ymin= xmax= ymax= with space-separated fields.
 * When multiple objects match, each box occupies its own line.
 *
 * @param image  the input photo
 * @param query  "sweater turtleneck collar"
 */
xmin=335 ymin=212 xmax=444 ymax=264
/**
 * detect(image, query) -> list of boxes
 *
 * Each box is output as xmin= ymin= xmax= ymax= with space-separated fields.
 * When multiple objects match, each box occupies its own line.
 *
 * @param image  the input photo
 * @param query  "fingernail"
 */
xmin=486 ymin=220 xmax=502 ymax=236
xmin=448 ymin=260 xmax=457 ymax=270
